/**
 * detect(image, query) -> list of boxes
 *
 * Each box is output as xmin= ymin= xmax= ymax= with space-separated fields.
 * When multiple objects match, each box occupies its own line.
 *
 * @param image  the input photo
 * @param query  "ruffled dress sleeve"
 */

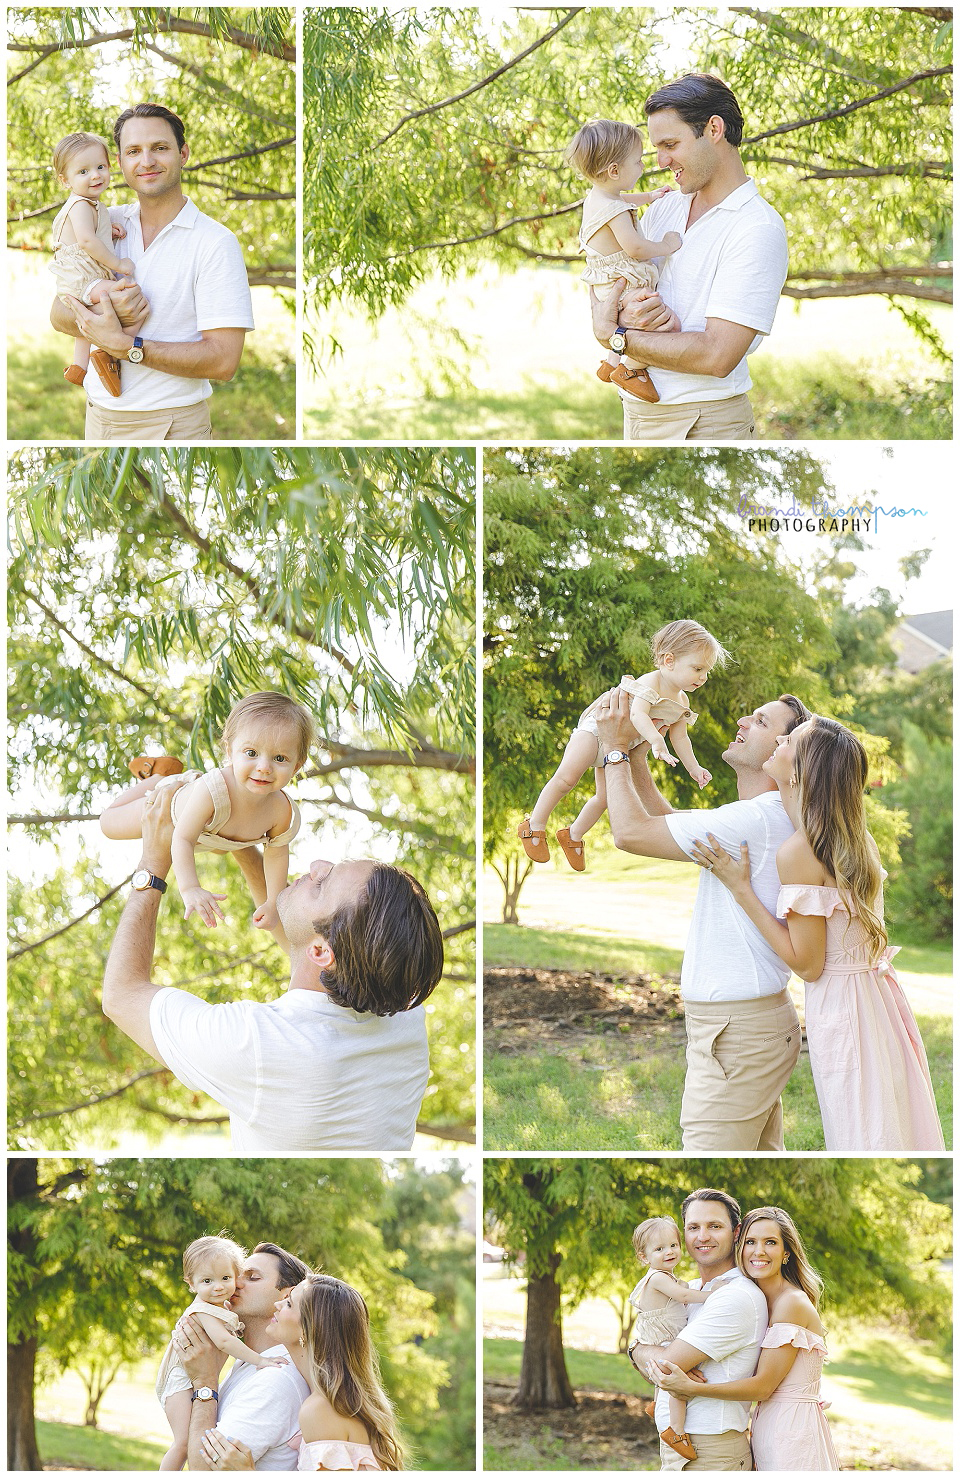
xmin=776 ymin=884 xmax=843 ymax=921
xmin=760 ymin=1321 xmax=828 ymax=1356
xmin=298 ymin=1439 xmax=380 ymax=1470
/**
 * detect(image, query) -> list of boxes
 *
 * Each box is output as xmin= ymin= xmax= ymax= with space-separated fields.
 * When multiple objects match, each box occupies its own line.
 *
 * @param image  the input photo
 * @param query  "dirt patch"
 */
xmin=484 ymin=1377 xmax=660 ymax=1470
xmin=484 ymin=965 xmax=684 ymax=1052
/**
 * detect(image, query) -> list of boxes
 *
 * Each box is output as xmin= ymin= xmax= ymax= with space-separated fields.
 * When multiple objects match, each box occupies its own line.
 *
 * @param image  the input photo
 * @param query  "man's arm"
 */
xmin=178 ymin=1317 xmax=230 ymax=1471
xmin=62 ymin=291 xmax=245 ymax=381
xmin=596 ymin=690 xmax=687 ymax=861
xmin=101 ymin=787 xmax=176 ymax=1058
xmin=592 ymin=284 xmax=756 ymax=377
xmin=50 ymin=279 xmax=149 ymax=337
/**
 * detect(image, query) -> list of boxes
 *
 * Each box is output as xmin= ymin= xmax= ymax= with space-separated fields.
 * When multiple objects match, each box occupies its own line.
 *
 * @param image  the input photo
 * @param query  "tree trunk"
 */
xmin=501 ymin=854 xmax=533 ymax=925
xmin=514 ymin=1255 xmax=576 ymax=1409
xmin=8 ymin=1155 xmax=42 ymax=1471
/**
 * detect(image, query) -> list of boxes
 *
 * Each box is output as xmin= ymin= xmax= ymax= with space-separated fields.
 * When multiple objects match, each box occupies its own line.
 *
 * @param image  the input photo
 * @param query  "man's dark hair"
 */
xmin=682 ymin=1187 xmax=742 ymax=1231
xmin=779 ymin=693 xmax=813 ymax=733
xmin=114 ymin=102 xmax=186 ymax=152
xmin=252 ymin=1241 xmax=312 ymax=1291
xmin=644 ymin=73 xmax=744 ymax=148
xmin=316 ymin=863 xmax=444 ymax=1016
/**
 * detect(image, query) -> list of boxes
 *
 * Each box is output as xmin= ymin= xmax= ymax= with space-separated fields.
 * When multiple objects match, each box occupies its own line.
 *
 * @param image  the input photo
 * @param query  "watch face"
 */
xmin=132 ymin=869 xmax=150 ymax=890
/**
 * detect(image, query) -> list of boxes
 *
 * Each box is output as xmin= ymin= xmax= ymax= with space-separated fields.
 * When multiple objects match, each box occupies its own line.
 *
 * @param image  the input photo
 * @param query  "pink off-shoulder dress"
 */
xmin=297 ymin=1438 xmax=381 ymax=1470
xmin=778 ymin=884 xmax=944 ymax=1151
xmin=750 ymin=1323 xmax=839 ymax=1471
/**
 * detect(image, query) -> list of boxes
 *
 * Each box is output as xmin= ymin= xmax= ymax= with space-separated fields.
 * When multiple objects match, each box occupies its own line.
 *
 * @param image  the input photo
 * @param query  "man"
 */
xmin=591 ymin=73 xmax=788 ymax=442
xmin=595 ymin=689 xmax=810 ymax=1150
xmin=173 ymin=1241 xmax=311 ymax=1471
xmin=51 ymin=103 xmax=254 ymax=442
xmin=630 ymin=1189 xmax=767 ymax=1471
xmin=101 ymin=782 xmax=444 ymax=1150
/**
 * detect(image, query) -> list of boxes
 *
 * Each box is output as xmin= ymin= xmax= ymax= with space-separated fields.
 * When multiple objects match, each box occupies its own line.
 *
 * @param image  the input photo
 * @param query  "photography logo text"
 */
xmin=737 ymin=495 xmax=928 ymax=535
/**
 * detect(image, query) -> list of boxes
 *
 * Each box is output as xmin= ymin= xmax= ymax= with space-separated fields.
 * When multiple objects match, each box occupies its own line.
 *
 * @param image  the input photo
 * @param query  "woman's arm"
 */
xmin=609 ymin=211 xmax=682 ymax=262
xmin=689 ymin=835 xmax=826 ymax=981
xmin=655 ymin=1342 xmax=800 ymax=1403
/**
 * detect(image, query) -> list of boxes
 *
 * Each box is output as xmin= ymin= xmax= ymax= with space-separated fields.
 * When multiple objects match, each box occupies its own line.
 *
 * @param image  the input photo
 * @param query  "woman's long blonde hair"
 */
xmin=299 ymin=1274 xmax=404 ymax=1471
xmin=794 ymin=716 xmax=887 ymax=959
xmin=738 ymin=1206 xmax=824 ymax=1307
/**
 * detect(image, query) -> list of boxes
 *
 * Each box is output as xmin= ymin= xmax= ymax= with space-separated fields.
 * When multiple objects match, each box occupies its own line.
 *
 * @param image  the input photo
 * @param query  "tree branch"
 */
xmin=17 ymin=1066 xmax=167 ymax=1122
xmin=415 ymin=1121 xmax=476 ymax=1144
xmin=184 ymin=138 xmax=295 ymax=173
xmin=8 ymin=876 xmax=133 ymax=960
xmin=782 ymin=277 xmax=951 ymax=303
xmin=306 ymin=792 xmax=474 ymax=856
xmin=743 ymin=66 xmax=953 ymax=144
xmin=311 ymin=746 xmax=474 ymax=777
xmin=385 ymin=202 xmax=580 ymax=260
xmin=7 ymin=16 xmax=295 ymax=70
xmin=760 ymin=154 xmax=950 ymax=180
xmin=371 ymin=8 xmax=584 ymax=149
xmin=441 ymin=921 xmax=476 ymax=940
xmin=140 ymin=39 xmax=293 ymax=130
xmin=9 ymin=812 xmax=99 ymax=826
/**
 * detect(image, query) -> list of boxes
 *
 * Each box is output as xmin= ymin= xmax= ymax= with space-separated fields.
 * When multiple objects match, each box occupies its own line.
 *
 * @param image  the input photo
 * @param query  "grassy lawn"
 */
xmin=304 ymin=266 xmax=951 ymax=440
xmin=7 ymin=252 xmax=295 ymax=441
xmin=484 ymin=857 xmax=952 ymax=1151
xmin=37 ymin=1419 xmax=167 ymax=1470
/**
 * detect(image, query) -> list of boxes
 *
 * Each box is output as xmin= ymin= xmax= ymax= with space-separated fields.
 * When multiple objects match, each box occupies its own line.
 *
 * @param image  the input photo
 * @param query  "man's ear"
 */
xmin=706 ymin=114 xmax=726 ymax=143
xmin=180 ymin=143 xmax=190 ymax=166
xmin=305 ymin=936 xmax=336 ymax=974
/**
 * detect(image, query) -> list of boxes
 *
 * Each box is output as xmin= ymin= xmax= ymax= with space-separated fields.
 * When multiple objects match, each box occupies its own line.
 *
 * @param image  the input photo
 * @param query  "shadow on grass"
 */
xmin=829 ymin=1340 xmax=952 ymax=1423
xmin=38 ymin=1418 xmax=166 ymax=1470
xmin=484 ymin=922 xmax=683 ymax=977
xmin=7 ymin=343 xmax=295 ymax=442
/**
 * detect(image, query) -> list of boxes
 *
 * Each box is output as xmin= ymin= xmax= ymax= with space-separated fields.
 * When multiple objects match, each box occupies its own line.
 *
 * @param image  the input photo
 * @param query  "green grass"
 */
xmin=484 ymin=1339 xmax=646 ymax=1396
xmin=483 ymin=925 xmax=951 ymax=1151
xmin=37 ymin=1419 xmax=167 ymax=1470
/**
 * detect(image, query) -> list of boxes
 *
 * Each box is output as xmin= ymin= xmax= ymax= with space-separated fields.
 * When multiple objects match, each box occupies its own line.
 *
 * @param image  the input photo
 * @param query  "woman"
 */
xmin=200 ymin=1274 xmax=403 ymax=1471
xmin=657 ymin=1206 xmax=839 ymax=1472
xmin=691 ymin=715 xmax=943 ymax=1151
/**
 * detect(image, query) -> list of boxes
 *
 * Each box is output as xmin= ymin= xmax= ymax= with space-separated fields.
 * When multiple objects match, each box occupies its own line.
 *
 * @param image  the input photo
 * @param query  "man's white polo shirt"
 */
xmin=149 ymin=986 xmax=429 ymax=1151
xmin=633 ymin=179 xmax=788 ymax=404
xmin=216 ymin=1344 xmax=308 ymax=1470
xmin=654 ymin=1267 xmax=768 ymax=1434
xmin=85 ymin=197 xmax=255 ymax=411
xmin=665 ymin=791 xmax=795 ymax=1001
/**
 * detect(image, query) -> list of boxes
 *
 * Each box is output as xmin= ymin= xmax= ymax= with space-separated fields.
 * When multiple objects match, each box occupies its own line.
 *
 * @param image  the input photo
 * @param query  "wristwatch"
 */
xmin=610 ymin=324 xmax=629 ymax=354
xmin=127 ymin=335 xmax=145 ymax=363
xmin=602 ymin=749 xmax=630 ymax=767
xmin=191 ymin=1387 xmax=219 ymax=1404
xmin=131 ymin=869 xmax=167 ymax=894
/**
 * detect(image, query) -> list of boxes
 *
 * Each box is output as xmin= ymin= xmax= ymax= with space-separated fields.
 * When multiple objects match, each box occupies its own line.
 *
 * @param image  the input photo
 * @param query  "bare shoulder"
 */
xmin=635 ymin=669 xmax=661 ymax=692
xmin=772 ymin=1286 xmax=822 ymax=1335
xmin=267 ymin=788 xmax=293 ymax=832
xmin=299 ymin=1391 xmax=369 ymax=1445
xmin=776 ymin=830 xmax=827 ymax=884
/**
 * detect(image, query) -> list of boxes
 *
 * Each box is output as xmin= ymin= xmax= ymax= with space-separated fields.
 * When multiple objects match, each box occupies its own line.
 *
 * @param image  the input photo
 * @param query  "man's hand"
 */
xmin=618 ymin=288 xmax=681 ymax=334
xmin=595 ymin=687 xmax=640 ymax=753
xmin=62 ymin=290 xmax=136 ymax=357
xmin=102 ymin=277 xmax=150 ymax=329
xmin=200 ymin=1431 xmax=255 ymax=1470
xmin=590 ymin=279 xmax=626 ymax=349
xmin=174 ymin=1313 xmax=228 ymax=1388
xmin=140 ymin=786 xmax=175 ymax=877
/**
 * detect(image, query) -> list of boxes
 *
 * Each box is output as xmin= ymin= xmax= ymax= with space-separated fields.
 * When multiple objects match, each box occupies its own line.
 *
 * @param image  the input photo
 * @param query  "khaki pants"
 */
xmin=85 ymin=398 xmax=213 ymax=443
xmin=660 ymin=1429 xmax=752 ymax=1470
xmin=681 ymin=990 xmax=801 ymax=1151
xmin=623 ymin=392 xmax=755 ymax=442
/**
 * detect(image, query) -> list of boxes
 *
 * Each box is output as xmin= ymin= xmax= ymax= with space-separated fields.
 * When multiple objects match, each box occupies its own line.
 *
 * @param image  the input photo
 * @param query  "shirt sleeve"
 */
xmin=194 ymin=227 xmax=255 ymax=331
xmin=678 ymin=1284 xmax=756 ymax=1361
xmin=217 ymin=1366 xmax=302 ymax=1462
xmin=665 ymin=798 xmax=766 ymax=863
xmin=148 ymin=987 xmax=258 ymax=1119
xmin=705 ymin=217 xmax=789 ymax=335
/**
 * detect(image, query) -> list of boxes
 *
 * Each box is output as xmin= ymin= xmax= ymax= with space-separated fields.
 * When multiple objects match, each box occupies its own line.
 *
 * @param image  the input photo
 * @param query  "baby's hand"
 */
xmin=182 ymin=886 xmax=227 ymax=928
xmin=116 ymin=257 xmax=136 ymax=278
xmin=660 ymin=231 xmax=682 ymax=255
xmin=652 ymin=741 xmax=678 ymax=767
xmin=258 ymin=1354 xmax=289 ymax=1368
xmin=695 ymin=768 xmax=712 ymax=789
xmin=111 ymin=223 xmax=126 ymax=241
xmin=252 ymin=900 xmax=280 ymax=931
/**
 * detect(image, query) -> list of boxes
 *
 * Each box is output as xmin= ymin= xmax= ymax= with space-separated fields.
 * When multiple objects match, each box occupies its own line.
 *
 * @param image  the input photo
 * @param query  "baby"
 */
xmin=629 ymin=1216 xmax=714 ymax=1464
xmin=49 ymin=131 xmax=139 ymax=398
xmin=100 ymin=690 xmax=316 ymax=930
xmin=564 ymin=118 xmax=681 ymax=403
xmin=156 ymin=1235 xmax=288 ymax=1470
xmin=517 ymin=620 xmax=729 ymax=871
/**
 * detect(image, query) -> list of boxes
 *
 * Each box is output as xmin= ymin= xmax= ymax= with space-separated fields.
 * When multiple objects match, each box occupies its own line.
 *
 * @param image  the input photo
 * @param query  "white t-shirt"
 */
xmin=664 ymin=791 xmax=795 ymax=1001
xmin=149 ymin=986 xmax=429 ymax=1151
xmin=654 ymin=1268 xmax=767 ymax=1435
xmin=216 ymin=1343 xmax=308 ymax=1471
xmin=83 ymin=197 xmax=255 ymax=410
xmin=631 ymin=180 xmax=788 ymax=404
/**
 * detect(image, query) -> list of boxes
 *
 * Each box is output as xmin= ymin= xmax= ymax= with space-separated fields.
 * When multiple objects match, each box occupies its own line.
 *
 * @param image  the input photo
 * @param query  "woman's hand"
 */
xmin=200 ymin=1429 xmax=255 ymax=1470
xmin=653 ymin=1359 xmax=704 ymax=1397
xmin=691 ymin=834 xmax=752 ymax=897
xmin=182 ymin=885 xmax=227 ymax=928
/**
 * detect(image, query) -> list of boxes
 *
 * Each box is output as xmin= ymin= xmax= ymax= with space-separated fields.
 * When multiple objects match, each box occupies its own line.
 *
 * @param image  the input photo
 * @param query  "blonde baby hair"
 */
xmin=632 ymin=1215 xmax=681 ymax=1266
xmin=52 ymin=131 xmax=111 ymax=180
xmin=651 ymin=619 xmax=730 ymax=670
xmin=220 ymin=691 xmax=316 ymax=771
xmin=182 ymin=1234 xmax=247 ymax=1285
xmin=564 ymin=119 xmax=644 ymax=183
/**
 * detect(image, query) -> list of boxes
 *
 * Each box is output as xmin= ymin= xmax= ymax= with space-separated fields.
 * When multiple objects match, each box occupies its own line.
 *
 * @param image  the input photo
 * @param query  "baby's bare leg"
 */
xmin=569 ymin=765 xmax=607 ymax=841
xmin=160 ymin=1388 xmax=192 ymax=1470
xmin=99 ymin=776 xmax=163 ymax=840
xmin=667 ymin=1392 xmax=688 ymax=1436
xmin=529 ymin=729 xmax=601 ymax=830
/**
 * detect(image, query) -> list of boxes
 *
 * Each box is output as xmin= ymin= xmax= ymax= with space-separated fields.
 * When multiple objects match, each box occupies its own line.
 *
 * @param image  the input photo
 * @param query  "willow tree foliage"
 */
xmin=484 ymin=1157 xmax=951 ymax=1409
xmin=8 ymin=1157 xmax=462 ymax=1471
xmin=7 ymin=6 xmax=294 ymax=289
xmin=8 ymin=446 xmax=476 ymax=1146
xmin=304 ymin=6 xmax=952 ymax=365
